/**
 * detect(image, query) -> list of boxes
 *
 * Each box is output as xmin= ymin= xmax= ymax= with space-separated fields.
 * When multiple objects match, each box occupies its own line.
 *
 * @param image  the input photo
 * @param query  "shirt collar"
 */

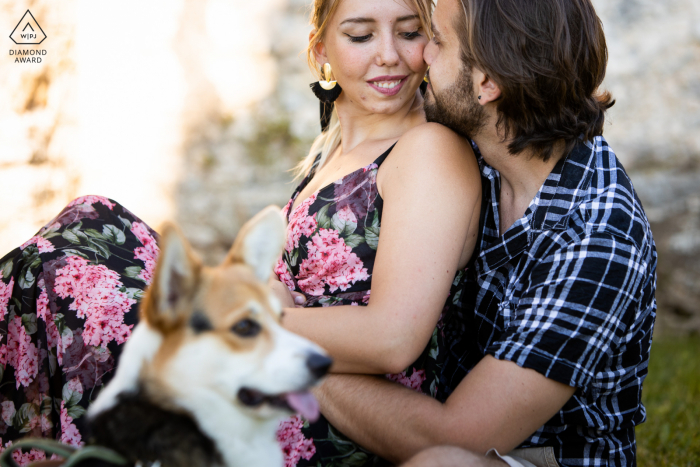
xmin=472 ymin=137 xmax=599 ymax=272
xmin=476 ymin=137 xmax=597 ymax=232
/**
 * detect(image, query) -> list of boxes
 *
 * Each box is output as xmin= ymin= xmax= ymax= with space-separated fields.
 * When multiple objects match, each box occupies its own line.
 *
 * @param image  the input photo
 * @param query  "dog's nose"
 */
xmin=306 ymin=353 xmax=333 ymax=378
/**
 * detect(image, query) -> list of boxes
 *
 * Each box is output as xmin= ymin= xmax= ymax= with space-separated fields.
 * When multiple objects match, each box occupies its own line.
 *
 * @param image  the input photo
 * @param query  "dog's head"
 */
xmin=141 ymin=207 xmax=330 ymax=421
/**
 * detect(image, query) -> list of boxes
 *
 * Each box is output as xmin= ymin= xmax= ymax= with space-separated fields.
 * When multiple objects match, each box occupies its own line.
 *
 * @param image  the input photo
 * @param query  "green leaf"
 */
xmin=123 ymin=266 xmax=143 ymax=279
xmin=316 ymin=204 xmax=332 ymax=229
xmin=62 ymin=249 xmax=90 ymax=259
xmin=103 ymin=224 xmax=126 ymax=245
xmin=365 ymin=226 xmax=380 ymax=250
xmin=118 ymin=216 xmax=132 ymax=229
xmin=343 ymin=234 xmax=365 ymax=249
xmin=15 ymin=403 xmax=39 ymax=433
xmin=84 ymin=229 xmax=105 ymax=239
xmin=48 ymin=350 xmax=57 ymax=377
xmin=331 ymin=211 xmax=357 ymax=236
xmin=371 ymin=209 xmax=380 ymax=228
xmin=290 ymin=250 xmax=298 ymax=267
xmin=62 ymin=230 xmax=81 ymax=245
xmin=19 ymin=267 xmax=35 ymax=289
xmin=326 ymin=425 xmax=357 ymax=456
xmin=42 ymin=231 xmax=61 ymax=239
xmin=21 ymin=313 xmax=37 ymax=335
xmin=62 ymin=382 xmax=82 ymax=407
xmin=67 ymin=405 xmax=87 ymax=420
xmin=88 ymin=239 xmax=111 ymax=259
xmin=122 ymin=287 xmax=145 ymax=300
xmin=73 ymin=229 xmax=89 ymax=242
xmin=343 ymin=452 xmax=369 ymax=467
xmin=54 ymin=313 xmax=66 ymax=334
xmin=0 ymin=259 xmax=13 ymax=278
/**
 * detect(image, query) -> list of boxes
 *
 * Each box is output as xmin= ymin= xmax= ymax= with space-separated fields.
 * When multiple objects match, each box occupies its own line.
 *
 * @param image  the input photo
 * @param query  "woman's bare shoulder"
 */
xmin=384 ymin=122 xmax=480 ymax=187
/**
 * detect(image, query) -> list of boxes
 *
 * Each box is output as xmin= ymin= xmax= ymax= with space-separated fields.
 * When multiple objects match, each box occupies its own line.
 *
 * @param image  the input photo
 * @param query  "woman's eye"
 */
xmin=401 ymin=30 xmax=422 ymax=40
xmin=432 ymin=36 xmax=440 ymax=46
xmin=346 ymin=33 xmax=372 ymax=43
xmin=231 ymin=319 xmax=261 ymax=337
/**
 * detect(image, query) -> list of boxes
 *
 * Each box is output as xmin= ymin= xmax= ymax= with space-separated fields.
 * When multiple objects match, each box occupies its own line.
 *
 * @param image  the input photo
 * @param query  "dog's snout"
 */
xmin=306 ymin=353 xmax=333 ymax=379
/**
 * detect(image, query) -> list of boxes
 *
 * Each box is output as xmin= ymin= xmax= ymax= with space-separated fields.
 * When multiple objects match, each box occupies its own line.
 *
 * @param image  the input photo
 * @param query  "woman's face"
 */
xmin=315 ymin=0 xmax=429 ymax=116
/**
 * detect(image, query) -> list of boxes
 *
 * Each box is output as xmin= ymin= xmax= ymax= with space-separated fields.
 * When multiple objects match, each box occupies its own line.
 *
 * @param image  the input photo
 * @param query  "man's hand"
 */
xmin=317 ymin=355 xmax=576 ymax=464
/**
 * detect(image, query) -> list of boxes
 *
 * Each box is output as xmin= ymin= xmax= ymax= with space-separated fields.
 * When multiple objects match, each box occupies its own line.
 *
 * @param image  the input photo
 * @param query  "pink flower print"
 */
xmin=6 ymin=316 xmax=39 ymax=388
xmin=281 ymin=199 xmax=293 ymax=218
xmin=386 ymin=368 xmax=426 ymax=393
xmin=1 ymin=401 xmax=15 ymax=426
xmin=277 ymin=415 xmax=315 ymax=467
xmin=66 ymin=377 xmax=83 ymax=398
xmin=66 ymin=195 xmax=115 ymax=210
xmin=285 ymin=194 xmax=318 ymax=253
xmin=362 ymin=290 xmax=371 ymax=305
xmin=37 ymin=282 xmax=70 ymax=365
xmin=59 ymin=401 xmax=83 ymax=447
xmin=53 ymin=256 xmax=135 ymax=348
xmin=274 ymin=257 xmax=296 ymax=291
xmin=19 ymin=236 xmax=55 ymax=254
xmin=131 ymin=222 xmax=160 ymax=284
xmin=0 ymin=440 xmax=47 ymax=467
xmin=0 ymin=276 xmax=13 ymax=322
xmin=0 ymin=345 xmax=6 ymax=368
xmin=298 ymin=229 xmax=369 ymax=295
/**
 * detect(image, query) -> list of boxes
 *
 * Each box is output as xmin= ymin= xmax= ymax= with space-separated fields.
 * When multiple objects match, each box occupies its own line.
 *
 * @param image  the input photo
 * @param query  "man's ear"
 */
xmin=475 ymin=70 xmax=501 ymax=104
xmin=145 ymin=223 xmax=201 ymax=330
xmin=225 ymin=206 xmax=286 ymax=283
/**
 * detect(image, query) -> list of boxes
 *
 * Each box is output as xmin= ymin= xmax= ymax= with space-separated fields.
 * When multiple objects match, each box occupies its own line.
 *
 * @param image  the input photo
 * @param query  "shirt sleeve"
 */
xmin=486 ymin=232 xmax=650 ymax=388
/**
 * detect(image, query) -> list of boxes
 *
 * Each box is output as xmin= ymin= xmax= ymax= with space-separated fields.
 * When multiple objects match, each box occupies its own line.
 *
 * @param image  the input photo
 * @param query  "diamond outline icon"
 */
xmin=10 ymin=10 xmax=46 ymax=45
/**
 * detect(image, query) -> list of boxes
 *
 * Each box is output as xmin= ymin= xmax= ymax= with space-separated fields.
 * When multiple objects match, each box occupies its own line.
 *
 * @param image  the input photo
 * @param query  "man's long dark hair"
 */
xmin=456 ymin=0 xmax=615 ymax=161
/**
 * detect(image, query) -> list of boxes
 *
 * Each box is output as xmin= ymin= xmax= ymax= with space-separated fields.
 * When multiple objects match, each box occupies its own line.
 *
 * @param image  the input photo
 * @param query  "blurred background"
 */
xmin=0 ymin=0 xmax=699 ymax=462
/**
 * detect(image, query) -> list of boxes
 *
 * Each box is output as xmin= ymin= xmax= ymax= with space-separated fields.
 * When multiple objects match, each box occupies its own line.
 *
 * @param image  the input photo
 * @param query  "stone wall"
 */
xmin=593 ymin=0 xmax=700 ymax=333
xmin=1 ymin=0 xmax=699 ymax=332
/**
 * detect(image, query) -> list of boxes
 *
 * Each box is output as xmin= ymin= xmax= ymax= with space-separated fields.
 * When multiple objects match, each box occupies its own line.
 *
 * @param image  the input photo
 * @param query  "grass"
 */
xmin=637 ymin=334 xmax=700 ymax=466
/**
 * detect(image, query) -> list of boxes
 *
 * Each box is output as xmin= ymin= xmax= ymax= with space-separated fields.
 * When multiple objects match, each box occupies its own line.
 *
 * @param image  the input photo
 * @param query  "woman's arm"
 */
xmin=282 ymin=123 xmax=481 ymax=374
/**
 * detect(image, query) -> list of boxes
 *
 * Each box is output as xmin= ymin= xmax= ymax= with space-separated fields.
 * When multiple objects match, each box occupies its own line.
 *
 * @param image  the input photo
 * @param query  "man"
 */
xmin=311 ymin=0 xmax=657 ymax=465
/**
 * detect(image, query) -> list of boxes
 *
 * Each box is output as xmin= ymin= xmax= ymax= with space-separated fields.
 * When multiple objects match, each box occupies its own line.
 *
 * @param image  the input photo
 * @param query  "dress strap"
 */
xmin=372 ymin=142 xmax=397 ymax=168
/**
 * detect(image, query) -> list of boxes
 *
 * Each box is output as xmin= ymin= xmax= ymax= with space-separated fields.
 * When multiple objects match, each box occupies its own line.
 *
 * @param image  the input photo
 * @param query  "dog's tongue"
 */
xmin=286 ymin=392 xmax=320 ymax=422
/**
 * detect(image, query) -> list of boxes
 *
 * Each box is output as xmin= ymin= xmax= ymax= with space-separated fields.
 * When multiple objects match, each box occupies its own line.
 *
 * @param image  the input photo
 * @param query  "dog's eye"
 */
xmin=231 ymin=319 xmax=261 ymax=337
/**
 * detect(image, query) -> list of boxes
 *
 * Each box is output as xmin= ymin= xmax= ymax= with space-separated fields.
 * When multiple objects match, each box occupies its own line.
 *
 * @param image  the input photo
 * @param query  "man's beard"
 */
xmin=424 ymin=65 xmax=486 ymax=139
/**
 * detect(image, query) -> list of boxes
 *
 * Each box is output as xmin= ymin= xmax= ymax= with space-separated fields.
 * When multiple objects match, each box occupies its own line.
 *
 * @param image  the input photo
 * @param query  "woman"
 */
xmin=270 ymin=0 xmax=481 ymax=464
xmin=0 ymin=0 xmax=481 ymax=464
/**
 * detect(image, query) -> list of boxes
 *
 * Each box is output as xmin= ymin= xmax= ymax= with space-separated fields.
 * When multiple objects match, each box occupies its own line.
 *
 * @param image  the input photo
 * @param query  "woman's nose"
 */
xmin=375 ymin=36 xmax=400 ymax=67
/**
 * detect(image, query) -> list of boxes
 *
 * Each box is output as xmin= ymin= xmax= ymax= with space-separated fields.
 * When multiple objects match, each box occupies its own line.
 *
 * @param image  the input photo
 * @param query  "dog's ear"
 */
xmin=145 ymin=223 xmax=201 ymax=329
xmin=225 ymin=206 xmax=286 ymax=282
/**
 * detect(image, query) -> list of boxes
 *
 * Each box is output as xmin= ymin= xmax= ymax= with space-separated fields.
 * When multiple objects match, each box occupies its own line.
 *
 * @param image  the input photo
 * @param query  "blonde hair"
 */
xmin=294 ymin=0 xmax=434 ymax=179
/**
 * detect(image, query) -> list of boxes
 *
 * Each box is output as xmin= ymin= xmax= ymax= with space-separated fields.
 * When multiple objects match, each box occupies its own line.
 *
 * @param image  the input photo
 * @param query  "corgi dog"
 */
xmin=85 ymin=207 xmax=332 ymax=467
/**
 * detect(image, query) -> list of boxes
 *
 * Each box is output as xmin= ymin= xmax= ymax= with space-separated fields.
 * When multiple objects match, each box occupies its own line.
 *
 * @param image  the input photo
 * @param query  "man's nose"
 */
xmin=424 ymin=40 xmax=435 ymax=65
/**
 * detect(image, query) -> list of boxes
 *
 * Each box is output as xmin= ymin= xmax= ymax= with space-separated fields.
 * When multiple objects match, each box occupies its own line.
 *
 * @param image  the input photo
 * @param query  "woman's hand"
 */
xmin=268 ymin=276 xmax=307 ymax=308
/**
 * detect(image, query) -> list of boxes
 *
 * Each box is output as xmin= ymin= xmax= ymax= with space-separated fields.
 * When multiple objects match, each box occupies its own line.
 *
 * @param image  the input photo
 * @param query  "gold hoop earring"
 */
xmin=319 ymin=63 xmax=338 ymax=90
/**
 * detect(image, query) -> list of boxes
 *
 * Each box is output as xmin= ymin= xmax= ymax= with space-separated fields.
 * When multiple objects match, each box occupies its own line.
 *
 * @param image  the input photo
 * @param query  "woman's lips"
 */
xmin=367 ymin=75 xmax=408 ymax=96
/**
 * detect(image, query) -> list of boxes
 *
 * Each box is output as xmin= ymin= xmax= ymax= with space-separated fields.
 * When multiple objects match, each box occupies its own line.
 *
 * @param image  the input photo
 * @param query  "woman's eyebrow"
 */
xmin=340 ymin=14 xmax=420 ymax=26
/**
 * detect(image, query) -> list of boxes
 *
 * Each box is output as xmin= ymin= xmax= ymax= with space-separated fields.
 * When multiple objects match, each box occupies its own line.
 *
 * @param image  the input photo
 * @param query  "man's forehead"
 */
xmin=432 ymin=0 xmax=459 ymax=38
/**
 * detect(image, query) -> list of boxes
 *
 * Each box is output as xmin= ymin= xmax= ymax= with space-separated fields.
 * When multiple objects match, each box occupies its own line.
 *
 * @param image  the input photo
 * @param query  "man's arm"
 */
xmin=317 ymin=355 xmax=575 ymax=464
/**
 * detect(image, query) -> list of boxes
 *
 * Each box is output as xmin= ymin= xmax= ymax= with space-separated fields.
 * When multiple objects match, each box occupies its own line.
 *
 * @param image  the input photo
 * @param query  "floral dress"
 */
xmin=274 ymin=145 xmax=470 ymax=467
xmin=0 ymin=196 xmax=158 ymax=466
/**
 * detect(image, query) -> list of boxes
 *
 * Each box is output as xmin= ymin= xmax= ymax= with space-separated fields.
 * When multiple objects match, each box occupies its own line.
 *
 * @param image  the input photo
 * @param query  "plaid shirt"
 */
xmin=438 ymin=136 xmax=657 ymax=466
